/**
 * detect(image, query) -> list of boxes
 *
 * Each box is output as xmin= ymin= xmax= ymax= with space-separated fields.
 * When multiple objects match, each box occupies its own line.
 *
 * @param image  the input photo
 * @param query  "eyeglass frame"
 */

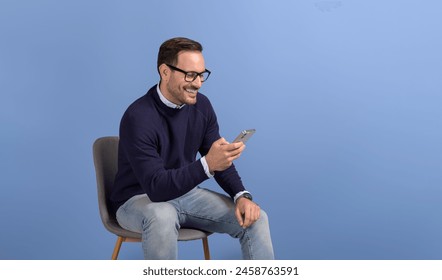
xmin=165 ymin=64 xmax=211 ymax=82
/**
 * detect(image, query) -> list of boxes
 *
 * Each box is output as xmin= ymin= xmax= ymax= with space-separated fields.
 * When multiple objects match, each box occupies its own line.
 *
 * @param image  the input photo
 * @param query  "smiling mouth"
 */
xmin=185 ymin=88 xmax=198 ymax=94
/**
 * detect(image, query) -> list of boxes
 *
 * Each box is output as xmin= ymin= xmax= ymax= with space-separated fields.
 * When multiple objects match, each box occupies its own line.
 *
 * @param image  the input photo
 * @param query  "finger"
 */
xmin=235 ymin=206 xmax=244 ymax=227
xmin=223 ymin=142 xmax=244 ymax=152
xmin=245 ymin=204 xmax=260 ymax=228
xmin=252 ymin=204 xmax=260 ymax=223
xmin=229 ymin=153 xmax=242 ymax=162
xmin=232 ymin=142 xmax=245 ymax=151
xmin=239 ymin=143 xmax=246 ymax=151
xmin=227 ymin=145 xmax=245 ymax=158
xmin=242 ymin=205 xmax=253 ymax=228
xmin=228 ymin=149 xmax=242 ymax=158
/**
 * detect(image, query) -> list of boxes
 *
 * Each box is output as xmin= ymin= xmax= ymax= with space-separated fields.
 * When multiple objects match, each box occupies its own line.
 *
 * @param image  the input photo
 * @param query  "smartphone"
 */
xmin=233 ymin=129 xmax=256 ymax=143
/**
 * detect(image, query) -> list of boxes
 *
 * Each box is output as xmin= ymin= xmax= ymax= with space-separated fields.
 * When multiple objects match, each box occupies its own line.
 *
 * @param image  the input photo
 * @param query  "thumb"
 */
xmin=217 ymin=137 xmax=229 ymax=145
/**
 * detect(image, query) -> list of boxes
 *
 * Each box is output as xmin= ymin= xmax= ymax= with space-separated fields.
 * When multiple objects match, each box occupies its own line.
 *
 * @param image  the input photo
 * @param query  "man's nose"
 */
xmin=191 ymin=75 xmax=202 ymax=88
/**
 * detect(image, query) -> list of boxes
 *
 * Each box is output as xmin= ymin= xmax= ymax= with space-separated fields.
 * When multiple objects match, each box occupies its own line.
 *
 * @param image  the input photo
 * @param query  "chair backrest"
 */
xmin=92 ymin=136 xmax=140 ymax=238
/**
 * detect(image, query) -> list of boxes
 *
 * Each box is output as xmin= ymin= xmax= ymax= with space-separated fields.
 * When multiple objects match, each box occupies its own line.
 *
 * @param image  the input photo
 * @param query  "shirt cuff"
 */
xmin=234 ymin=190 xmax=251 ymax=203
xmin=200 ymin=156 xmax=214 ymax=178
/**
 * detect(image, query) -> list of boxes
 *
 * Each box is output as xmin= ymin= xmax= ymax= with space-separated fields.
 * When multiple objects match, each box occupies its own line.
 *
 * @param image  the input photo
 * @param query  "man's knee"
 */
xmin=259 ymin=209 xmax=269 ymax=222
xmin=142 ymin=203 xmax=179 ymax=229
xmin=254 ymin=208 xmax=271 ymax=230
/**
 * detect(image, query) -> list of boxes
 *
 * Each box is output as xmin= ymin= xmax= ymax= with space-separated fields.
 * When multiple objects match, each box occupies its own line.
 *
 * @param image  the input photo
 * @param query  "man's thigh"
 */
xmin=116 ymin=194 xmax=178 ymax=233
xmin=173 ymin=187 xmax=241 ymax=234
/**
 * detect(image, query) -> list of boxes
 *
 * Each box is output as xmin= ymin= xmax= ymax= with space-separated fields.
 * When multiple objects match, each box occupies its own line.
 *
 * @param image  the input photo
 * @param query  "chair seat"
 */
xmin=111 ymin=226 xmax=212 ymax=241
xmin=178 ymin=228 xmax=212 ymax=240
xmin=105 ymin=216 xmax=212 ymax=241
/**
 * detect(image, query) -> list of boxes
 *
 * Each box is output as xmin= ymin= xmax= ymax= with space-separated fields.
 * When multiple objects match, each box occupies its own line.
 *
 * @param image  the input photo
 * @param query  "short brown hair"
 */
xmin=157 ymin=37 xmax=203 ymax=74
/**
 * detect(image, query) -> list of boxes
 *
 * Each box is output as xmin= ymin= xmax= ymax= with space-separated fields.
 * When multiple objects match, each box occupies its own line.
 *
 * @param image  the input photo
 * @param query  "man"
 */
xmin=110 ymin=37 xmax=274 ymax=259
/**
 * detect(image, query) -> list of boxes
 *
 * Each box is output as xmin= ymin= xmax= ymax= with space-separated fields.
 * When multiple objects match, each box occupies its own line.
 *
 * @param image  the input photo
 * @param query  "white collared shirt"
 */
xmin=157 ymin=83 xmax=186 ymax=109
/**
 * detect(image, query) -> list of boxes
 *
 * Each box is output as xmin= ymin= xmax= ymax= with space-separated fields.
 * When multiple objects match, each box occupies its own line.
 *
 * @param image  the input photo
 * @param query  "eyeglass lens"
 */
xmin=186 ymin=72 xmax=209 ymax=82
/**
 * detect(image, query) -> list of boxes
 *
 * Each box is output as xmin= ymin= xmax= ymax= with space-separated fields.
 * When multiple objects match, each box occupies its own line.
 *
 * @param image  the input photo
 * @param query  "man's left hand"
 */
xmin=235 ymin=197 xmax=260 ymax=228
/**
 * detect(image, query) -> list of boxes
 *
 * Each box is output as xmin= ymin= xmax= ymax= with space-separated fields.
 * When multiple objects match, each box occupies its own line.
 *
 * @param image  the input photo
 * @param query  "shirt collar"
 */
xmin=156 ymin=83 xmax=185 ymax=110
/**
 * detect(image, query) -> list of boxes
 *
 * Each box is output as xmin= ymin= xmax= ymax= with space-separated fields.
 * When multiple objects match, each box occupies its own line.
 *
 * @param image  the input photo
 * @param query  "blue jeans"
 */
xmin=116 ymin=187 xmax=274 ymax=259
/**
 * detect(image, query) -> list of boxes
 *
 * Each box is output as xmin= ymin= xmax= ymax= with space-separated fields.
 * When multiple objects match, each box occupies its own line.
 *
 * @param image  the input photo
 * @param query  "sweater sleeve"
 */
xmin=198 ymin=99 xmax=246 ymax=199
xmin=119 ymin=111 xmax=209 ymax=202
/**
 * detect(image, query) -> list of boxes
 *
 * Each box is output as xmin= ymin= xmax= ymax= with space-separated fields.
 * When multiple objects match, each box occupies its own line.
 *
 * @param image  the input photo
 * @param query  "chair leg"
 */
xmin=202 ymin=237 xmax=210 ymax=260
xmin=112 ymin=236 xmax=124 ymax=260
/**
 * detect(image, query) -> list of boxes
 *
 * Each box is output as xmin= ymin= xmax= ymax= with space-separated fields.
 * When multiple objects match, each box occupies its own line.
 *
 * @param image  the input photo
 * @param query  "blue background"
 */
xmin=1 ymin=0 xmax=441 ymax=260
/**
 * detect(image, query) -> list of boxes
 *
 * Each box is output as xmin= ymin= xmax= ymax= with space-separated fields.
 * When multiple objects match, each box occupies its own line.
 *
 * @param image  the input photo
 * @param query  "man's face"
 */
xmin=162 ymin=51 xmax=206 ymax=106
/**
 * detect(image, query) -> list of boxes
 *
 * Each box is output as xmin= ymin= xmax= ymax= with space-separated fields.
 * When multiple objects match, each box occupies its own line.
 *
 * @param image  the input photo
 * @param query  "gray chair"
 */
xmin=92 ymin=136 xmax=211 ymax=260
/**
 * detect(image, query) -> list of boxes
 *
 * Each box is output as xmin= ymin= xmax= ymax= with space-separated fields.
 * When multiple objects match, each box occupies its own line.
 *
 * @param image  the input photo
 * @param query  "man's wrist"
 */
xmin=234 ymin=191 xmax=252 ymax=203
xmin=201 ymin=156 xmax=214 ymax=178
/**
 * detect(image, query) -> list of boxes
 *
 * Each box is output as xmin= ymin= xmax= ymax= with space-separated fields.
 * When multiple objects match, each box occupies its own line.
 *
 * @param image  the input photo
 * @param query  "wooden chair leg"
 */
xmin=202 ymin=237 xmax=210 ymax=260
xmin=112 ymin=236 xmax=124 ymax=260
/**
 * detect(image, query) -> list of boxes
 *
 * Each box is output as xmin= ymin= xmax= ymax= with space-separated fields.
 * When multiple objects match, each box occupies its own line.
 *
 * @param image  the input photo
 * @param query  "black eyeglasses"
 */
xmin=166 ymin=64 xmax=211 ymax=82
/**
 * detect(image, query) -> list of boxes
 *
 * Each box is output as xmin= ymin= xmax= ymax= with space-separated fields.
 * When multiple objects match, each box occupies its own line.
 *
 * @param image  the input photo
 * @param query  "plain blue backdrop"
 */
xmin=1 ymin=0 xmax=441 ymax=260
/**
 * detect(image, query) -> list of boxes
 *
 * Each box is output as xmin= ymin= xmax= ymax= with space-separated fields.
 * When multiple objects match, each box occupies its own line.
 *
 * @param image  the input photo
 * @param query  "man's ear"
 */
xmin=158 ymin=64 xmax=169 ymax=81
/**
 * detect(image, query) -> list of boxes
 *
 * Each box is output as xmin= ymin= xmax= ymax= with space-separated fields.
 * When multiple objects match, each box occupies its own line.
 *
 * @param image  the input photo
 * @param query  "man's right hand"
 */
xmin=205 ymin=138 xmax=245 ymax=173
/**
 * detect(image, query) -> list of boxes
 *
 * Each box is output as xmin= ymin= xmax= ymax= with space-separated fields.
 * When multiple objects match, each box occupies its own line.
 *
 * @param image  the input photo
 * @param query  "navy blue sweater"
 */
xmin=110 ymin=85 xmax=245 ymax=215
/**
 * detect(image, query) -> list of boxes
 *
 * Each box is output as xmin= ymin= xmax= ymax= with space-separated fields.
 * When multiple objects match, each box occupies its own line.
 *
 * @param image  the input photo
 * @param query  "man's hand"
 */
xmin=235 ymin=197 xmax=260 ymax=228
xmin=205 ymin=138 xmax=245 ymax=173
